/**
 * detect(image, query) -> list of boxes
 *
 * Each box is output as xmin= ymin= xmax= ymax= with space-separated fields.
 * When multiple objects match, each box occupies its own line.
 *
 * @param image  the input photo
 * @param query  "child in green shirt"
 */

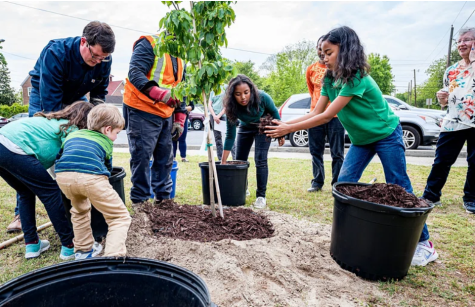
xmin=265 ymin=26 xmax=437 ymax=267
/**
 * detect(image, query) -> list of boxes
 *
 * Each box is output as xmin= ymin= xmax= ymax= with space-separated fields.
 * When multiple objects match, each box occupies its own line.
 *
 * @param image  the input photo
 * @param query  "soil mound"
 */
xmin=336 ymin=183 xmax=429 ymax=208
xmin=127 ymin=207 xmax=388 ymax=306
xmin=143 ymin=200 xmax=274 ymax=242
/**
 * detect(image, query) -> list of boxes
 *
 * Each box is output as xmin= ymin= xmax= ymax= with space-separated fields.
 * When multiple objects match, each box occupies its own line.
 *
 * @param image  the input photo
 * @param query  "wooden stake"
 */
xmin=0 ymin=222 xmax=52 ymax=250
xmin=190 ymin=1 xmax=224 ymax=218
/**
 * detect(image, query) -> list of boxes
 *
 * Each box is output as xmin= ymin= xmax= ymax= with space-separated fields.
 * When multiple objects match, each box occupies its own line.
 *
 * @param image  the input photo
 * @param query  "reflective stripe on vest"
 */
xmin=123 ymin=34 xmax=185 ymax=118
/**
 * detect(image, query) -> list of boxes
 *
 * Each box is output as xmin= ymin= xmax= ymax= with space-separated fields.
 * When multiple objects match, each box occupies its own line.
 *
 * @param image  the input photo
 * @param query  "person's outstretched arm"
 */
xmin=265 ymin=95 xmax=352 ymax=138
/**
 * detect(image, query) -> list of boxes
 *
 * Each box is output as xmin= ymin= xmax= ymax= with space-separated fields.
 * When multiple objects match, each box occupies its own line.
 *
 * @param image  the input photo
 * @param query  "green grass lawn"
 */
xmin=0 ymin=152 xmax=474 ymax=306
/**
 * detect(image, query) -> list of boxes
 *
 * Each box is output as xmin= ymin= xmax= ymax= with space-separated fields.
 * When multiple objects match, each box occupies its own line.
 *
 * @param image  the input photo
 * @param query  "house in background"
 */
xmin=20 ymin=75 xmax=124 ymax=106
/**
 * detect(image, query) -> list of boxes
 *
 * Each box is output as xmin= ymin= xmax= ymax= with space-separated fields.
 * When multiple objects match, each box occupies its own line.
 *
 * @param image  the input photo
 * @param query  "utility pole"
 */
xmin=408 ymin=80 xmax=412 ymax=105
xmin=414 ymin=69 xmax=417 ymax=107
xmin=447 ymin=25 xmax=454 ymax=68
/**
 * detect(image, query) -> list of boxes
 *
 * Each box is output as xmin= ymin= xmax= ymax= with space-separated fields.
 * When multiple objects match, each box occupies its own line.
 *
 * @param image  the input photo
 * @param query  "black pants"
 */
xmin=308 ymin=117 xmax=345 ymax=188
xmin=235 ymin=125 xmax=271 ymax=198
xmin=124 ymin=105 xmax=173 ymax=203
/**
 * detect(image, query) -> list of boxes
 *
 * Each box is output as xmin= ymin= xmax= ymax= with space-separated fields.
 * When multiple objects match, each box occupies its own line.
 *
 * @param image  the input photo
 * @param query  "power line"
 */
xmin=426 ymin=1 xmax=467 ymax=61
xmin=455 ymin=8 xmax=475 ymax=36
xmin=4 ymin=1 xmax=274 ymax=57
xmin=1 ymin=51 xmax=36 ymax=61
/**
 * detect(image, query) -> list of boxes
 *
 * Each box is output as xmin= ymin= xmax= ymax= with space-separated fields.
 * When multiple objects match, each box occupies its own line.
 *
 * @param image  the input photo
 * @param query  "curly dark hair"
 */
xmin=321 ymin=26 xmax=370 ymax=87
xmin=224 ymin=74 xmax=260 ymax=124
xmin=34 ymin=101 xmax=94 ymax=137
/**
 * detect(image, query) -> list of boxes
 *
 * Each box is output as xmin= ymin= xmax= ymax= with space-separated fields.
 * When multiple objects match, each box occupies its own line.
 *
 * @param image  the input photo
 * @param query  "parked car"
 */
xmin=383 ymin=95 xmax=446 ymax=118
xmin=279 ymin=93 xmax=441 ymax=149
xmin=188 ymin=105 xmax=205 ymax=130
xmin=7 ymin=112 xmax=29 ymax=122
xmin=0 ymin=116 xmax=8 ymax=128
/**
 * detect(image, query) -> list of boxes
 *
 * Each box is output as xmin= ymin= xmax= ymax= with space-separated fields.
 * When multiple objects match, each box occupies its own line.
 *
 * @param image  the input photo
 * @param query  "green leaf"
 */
xmin=223 ymin=65 xmax=233 ymax=71
xmin=218 ymin=8 xmax=224 ymax=19
xmin=206 ymin=65 xmax=214 ymax=76
xmin=198 ymin=67 xmax=206 ymax=80
xmin=206 ymin=33 xmax=213 ymax=45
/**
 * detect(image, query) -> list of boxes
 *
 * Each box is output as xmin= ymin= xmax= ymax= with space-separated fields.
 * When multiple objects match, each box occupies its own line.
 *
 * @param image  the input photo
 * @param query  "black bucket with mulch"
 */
xmin=0 ymin=258 xmax=216 ymax=307
xmin=331 ymin=182 xmax=434 ymax=281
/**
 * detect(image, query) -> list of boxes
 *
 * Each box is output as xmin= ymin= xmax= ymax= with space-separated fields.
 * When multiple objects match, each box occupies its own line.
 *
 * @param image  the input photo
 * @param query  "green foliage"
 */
xmin=158 ymin=1 xmax=236 ymax=103
xmin=0 ymin=41 xmax=16 ymax=106
xmin=368 ymin=53 xmax=394 ymax=95
xmin=230 ymin=60 xmax=268 ymax=92
xmin=261 ymin=40 xmax=318 ymax=106
xmin=399 ymin=48 xmax=462 ymax=109
xmin=0 ymin=103 xmax=28 ymax=118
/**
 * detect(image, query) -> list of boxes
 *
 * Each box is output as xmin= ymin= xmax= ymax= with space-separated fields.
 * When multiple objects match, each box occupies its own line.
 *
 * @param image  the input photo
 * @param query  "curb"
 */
xmin=113 ymin=144 xmax=467 ymax=159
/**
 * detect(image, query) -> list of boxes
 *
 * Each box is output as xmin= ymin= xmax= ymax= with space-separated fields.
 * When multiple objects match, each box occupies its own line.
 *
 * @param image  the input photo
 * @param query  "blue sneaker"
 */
xmin=25 ymin=239 xmax=50 ymax=259
xmin=60 ymin=246 xmax=75 ymax=260
xmin=463 ymin=202 xmax=475 ymax=214
xmin=75 ymin=242 xmax=103 ymax=260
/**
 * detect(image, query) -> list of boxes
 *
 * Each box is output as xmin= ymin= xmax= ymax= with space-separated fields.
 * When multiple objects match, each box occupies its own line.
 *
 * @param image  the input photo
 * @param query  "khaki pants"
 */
xmin=56 ymin=172 xmax=131 ymax=257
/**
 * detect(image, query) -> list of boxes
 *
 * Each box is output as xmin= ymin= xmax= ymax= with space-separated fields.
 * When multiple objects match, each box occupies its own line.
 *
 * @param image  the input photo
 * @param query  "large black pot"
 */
xmin=331 ymin=182 xmax=434 ymax=281
xmin=0 ymin=258 xmax=216 ymax=307
xmin=199 ymin=161 xmax=249 ymax=206
xmin=62 ymin=166 xmax=126 ymax=241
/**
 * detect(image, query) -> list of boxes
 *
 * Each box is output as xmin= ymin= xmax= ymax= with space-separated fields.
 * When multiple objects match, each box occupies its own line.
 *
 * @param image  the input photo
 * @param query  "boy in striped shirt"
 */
xmin=55 ymin=104 xmax=131 ymax=259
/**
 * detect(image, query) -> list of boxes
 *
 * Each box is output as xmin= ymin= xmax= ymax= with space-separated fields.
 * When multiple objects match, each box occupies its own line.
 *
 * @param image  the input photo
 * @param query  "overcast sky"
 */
xmin=1 ymin=1 xmax=473 ymax=95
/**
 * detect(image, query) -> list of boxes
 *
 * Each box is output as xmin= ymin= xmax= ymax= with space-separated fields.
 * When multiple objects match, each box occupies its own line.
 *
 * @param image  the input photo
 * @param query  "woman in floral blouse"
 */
xmin=422 ymin=27 xmax=475 ymax=214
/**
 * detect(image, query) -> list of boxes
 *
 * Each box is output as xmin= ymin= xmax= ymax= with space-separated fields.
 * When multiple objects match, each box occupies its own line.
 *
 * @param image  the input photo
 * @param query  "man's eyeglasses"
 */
xmin=457 ymin=38 xmax=475 ymax=45
xmin=86 ymin=43 xmax=111 ymax=62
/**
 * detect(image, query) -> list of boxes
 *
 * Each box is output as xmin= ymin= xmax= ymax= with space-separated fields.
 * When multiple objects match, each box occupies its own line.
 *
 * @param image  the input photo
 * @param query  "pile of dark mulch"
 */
xmin=336 ymin=183 xmax=429 ymax=208
xmin=257 ymin=113 xmax=277 ymax=134
xmin=142 ymin=200 xmax=274 ymax=242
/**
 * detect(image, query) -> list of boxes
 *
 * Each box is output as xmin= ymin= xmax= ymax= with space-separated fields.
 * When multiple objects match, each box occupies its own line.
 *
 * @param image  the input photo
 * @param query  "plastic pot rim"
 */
xmin=332 ymin=182 xmax=434 ymax=216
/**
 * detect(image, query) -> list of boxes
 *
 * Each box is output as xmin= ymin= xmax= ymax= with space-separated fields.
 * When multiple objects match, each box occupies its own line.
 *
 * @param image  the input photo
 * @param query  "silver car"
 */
xmin=279 ymin=93 xmax=441 ymax=149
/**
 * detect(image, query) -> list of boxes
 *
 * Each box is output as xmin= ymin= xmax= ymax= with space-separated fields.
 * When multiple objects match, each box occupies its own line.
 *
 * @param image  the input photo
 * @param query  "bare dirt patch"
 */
xmin=127 ymin=206 xmax=389 ymax=306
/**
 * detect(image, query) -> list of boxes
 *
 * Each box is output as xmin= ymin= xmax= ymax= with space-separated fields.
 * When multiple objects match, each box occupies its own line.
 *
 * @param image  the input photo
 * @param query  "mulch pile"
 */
xmin=224 ymin=161 xmax=247 ymax=165
xmin=143 ymin=200 xmax=274 ymax=242
xmin=336 ymin=183 xmax=430 ymax=208
xmin=257 ymin=113 xmax=277 ymax=134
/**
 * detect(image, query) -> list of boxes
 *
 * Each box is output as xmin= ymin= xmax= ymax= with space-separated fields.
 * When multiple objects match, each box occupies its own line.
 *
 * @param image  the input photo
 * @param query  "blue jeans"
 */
xmin=338 ymin=124 xmax=429 ymax=242
xmin=235 ymin=125 xmax=271 ymax=198
xmin=173 ymin=118 xmax=188 ymax=159
xmin=12 ymin=88 xmax=44 ymax=217
xmin=124 ymin=105 xmax=173 ymax=203
xmin=308 ymin=117 xmax=345 ymax=188
xmin=0 ymin=144 xmax=74 ymax=245
xmin=423 ymin=128 xmax=475 ymax=204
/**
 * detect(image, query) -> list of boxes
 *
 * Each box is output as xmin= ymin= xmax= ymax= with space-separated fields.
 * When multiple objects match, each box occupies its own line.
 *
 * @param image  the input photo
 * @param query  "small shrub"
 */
xmin=0 ymin=103 xmax=29 ymax=118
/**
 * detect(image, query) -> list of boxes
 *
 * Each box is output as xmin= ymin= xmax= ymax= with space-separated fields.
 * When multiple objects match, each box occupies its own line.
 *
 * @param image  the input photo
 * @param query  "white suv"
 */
xmin=278 ymin=93 xmax=442 ymax=149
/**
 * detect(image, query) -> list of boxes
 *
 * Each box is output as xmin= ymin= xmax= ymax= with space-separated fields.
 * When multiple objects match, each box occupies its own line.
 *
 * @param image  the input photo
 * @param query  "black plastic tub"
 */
xmin=199 ymin=161 xmax=249 ymax=206
xmin=62 ymin=166 xmax=126 ymax=241
xmin=331 ymin=182 xmax=434 ymax=281
xmin=0 ymin=257 xmax=216 ymax=307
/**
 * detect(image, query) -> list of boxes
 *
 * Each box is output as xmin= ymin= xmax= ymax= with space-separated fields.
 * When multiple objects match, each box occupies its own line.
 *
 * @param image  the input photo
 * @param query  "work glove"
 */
xmin=149 ymin=86 xmax=180 ymax=108
xmin=171 ymin=112 xmax=186 ymax=141
xmin=90 ymin=98 xmax=105 ymax=106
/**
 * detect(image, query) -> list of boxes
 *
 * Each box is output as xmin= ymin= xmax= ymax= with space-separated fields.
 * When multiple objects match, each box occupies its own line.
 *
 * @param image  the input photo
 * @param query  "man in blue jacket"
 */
xmin=6 ymin=21 xmax=115 ymax=233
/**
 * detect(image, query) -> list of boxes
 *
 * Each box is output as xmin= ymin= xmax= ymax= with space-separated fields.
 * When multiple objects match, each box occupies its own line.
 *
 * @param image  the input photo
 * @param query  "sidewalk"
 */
xmin=113 ymin=147 xmax=468 ymax=167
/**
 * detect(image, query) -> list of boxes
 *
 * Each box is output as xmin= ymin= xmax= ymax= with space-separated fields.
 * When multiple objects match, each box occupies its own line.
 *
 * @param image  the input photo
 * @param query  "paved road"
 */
xmin=116 ymin=129 xmax=436 ymax=150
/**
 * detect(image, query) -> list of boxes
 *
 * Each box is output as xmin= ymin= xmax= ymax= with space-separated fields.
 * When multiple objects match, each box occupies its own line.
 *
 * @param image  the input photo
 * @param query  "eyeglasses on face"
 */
xmin=457 ymin=38 xmax=475 ymax=45
xmin=86 ymin=42 xmax=111 ymax=62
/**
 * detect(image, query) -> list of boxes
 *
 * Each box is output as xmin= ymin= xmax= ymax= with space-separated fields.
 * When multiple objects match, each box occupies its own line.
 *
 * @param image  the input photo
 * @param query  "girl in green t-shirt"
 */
xmin=265 ymin=26 xmax=437 ymax=267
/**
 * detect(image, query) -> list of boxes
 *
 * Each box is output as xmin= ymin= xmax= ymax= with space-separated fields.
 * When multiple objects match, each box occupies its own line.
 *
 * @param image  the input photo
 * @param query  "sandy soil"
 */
xmin=127 ymin=207 xmax=388 ymax=307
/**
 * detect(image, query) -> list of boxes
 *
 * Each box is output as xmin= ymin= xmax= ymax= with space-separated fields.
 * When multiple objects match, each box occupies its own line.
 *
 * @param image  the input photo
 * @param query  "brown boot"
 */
xmin=7 ymin=215 xmax=22 ymax=233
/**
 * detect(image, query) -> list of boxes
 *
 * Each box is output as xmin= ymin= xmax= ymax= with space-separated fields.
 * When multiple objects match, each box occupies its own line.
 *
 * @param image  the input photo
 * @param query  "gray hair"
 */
xmin=459 ymin=27 xmax=475 ymax=39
